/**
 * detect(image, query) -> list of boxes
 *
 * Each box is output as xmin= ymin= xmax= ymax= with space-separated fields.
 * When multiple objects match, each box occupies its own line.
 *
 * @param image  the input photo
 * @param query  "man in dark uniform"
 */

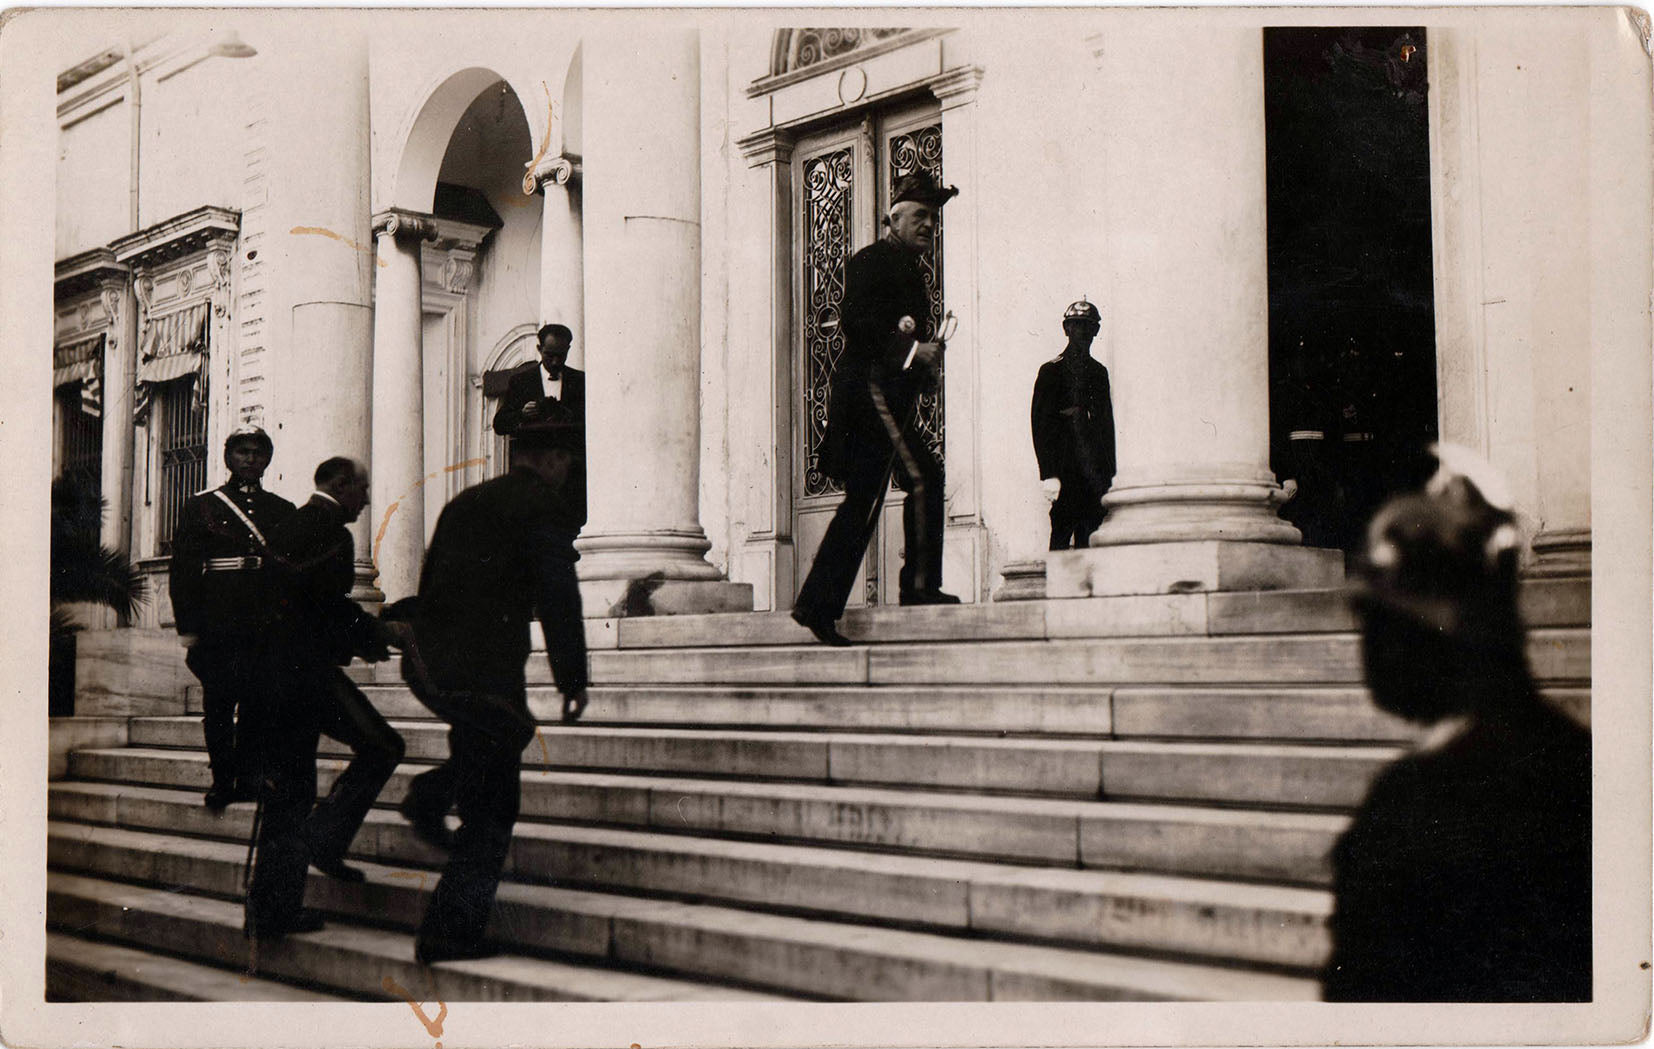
xmin=792 ymin=172 xmax=960 ymax=647
xmin=1030 ymin=299 xmax=1116 ymax=550
xmin=245 ymin=456 xmax=399 ymax=938
xmin=387 ymin=424 xmax=589 ymax=964
xmin=493 ymin=322 xmax=586 ymax=524
xmin=1324 ymin=445 xmax=1590 ymax=1001
xmin=170 ymin=425 xmax=296 ymax=811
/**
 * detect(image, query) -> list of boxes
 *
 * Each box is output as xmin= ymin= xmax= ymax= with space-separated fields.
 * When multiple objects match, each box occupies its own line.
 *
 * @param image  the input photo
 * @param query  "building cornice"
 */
xmin=747 ymin=28 xmax=952 ymax=98
xmin=54 ymin=248 xmax=130 ymax=300
xmin=109 ymin=206 xmax=241 ymax=271
xmin=736 ymin=127 xmax=797 ymax=168
xmin=372 ymin=208 xmax=439 ymax=243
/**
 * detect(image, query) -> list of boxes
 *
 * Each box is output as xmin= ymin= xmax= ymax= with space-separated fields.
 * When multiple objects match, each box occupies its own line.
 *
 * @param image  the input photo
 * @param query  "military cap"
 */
xmin=1353 ymin=442 xmax=1522 ymax=648
xmin=223 ymin=425 xmax=273 ymax=455
xmin=1063 ymin=298 xmax=1101 ymax=323
xmin=512 ymin=420 xmax=583 ymax=455
xmin=890 ymin=171 xmax=960 ymax=209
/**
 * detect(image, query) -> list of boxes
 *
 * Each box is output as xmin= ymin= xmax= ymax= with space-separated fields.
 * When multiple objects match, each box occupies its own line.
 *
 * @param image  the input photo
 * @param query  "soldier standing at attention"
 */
xmin=170 ymin=425 xmax=296 ymax=811
xmin=1030 ymin=299 xmax=1116 ymax=550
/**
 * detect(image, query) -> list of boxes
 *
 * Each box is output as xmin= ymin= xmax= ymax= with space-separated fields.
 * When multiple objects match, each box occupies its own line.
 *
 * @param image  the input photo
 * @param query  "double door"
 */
xmin=791 ymin=102 xmax=946 ymax=606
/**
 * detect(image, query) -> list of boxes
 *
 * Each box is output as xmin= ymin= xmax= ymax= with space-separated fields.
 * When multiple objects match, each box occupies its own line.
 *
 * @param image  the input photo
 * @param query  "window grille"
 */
xmin=55 ymin=383 xmax=103 ymax=497
xmin=155 ymin=377 xmax=207 ymax=555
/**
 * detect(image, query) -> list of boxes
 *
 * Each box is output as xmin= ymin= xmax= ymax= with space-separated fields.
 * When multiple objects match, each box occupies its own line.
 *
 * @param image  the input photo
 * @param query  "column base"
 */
xmin=350 ymin=560 xmax=386 ymax=612
xmin=575 ymin=529 xmax=726 ymax=581
xmin=993 ymin=559 xmax=1048 ymax=602
xmin=1526 ymin=528 xmax=1591 ymax=578
xmin=1094 ymin=478 xmax=1302 ymax=546
xmin=579 ymin=578 xmax=754 ymax=618
xmin=1045 ymin=540 xmax=1344 ymax=599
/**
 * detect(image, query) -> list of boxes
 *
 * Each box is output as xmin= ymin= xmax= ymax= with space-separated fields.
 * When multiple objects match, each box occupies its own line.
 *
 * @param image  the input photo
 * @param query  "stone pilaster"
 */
xmin=527 ymin=155 xmax=586 ymax=369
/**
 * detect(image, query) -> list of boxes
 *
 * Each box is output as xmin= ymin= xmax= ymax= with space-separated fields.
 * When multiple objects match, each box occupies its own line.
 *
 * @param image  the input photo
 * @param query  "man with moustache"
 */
xmin=170 ymin=426 xmax=296 ymax=811
xmin=792 ymin=171 xmax=961 ymax=647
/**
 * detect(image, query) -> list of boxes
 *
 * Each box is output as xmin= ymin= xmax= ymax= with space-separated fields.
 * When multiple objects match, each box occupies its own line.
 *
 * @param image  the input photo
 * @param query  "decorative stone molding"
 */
xmin=53 ymin=248 xmax=128 ymax=301
xmin=750 ymin=28 xmax=951 ymax=96
xmin=206 ymin=248 xmax=233 ymax=316
xmin=930 ymin=65 xmax=986 ymax=109
xmin=522 ymin=154 xmax=581 ymax=196
xmin=736 ymin=127 xmax=797 ymax=168
xmin=371 ymin=208 xmax=438 ymax=243
xmin=110 ymin=205 xmax=241 ymax=271
xmin=1527 ymin=527 xmax=1592 ymax=578
xmin=132 ymin=275 xmax=154 ymax=338
xmin=441 ymin=251 xmax=476 ymax=295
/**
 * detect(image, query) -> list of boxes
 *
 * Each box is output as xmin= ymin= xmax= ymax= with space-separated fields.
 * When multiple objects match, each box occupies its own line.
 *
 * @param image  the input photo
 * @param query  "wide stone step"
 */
xmin=574 ymin=630 xmax=1586 ymax=688
xmin=588 ymin=578 xmax=1588 ymax=649
xmin=46 ymin=930 xmax=350 ymax=1002
xmin=126 ymin=718 xmax=1402 ymax=805
xmin=46 ymin=870 xmax=787 ymax=1002
xmin=49 ymin=783 xmax=1335 ymax=969
xmin=47 ymin=828 xmax=1318 ymax=1000
xmin=62 ymin=750 xmax=1349 ymax=882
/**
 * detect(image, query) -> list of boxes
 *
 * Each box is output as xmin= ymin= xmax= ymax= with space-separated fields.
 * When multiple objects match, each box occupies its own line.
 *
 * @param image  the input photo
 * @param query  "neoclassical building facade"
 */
xmin=49 ymin=8 xmax=1647 ymax=629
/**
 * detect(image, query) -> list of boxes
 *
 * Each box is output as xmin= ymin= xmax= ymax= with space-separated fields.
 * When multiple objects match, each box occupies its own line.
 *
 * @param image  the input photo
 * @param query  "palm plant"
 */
xmin=50 ymin=476 xmax=147 ymax=714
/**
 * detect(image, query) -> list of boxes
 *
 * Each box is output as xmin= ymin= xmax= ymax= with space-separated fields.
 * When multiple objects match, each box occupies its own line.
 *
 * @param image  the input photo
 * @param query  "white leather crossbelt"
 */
xmin=202 ymin=556 xmax=263 ymax=572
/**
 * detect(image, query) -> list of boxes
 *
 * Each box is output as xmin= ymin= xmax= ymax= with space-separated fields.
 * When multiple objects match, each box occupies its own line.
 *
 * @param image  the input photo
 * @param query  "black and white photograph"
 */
xmin=0 ymin=5 xmax=1648 ymax=1047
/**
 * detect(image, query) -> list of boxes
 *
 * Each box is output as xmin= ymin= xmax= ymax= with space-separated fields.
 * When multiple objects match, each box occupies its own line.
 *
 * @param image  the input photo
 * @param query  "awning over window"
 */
xmin=53 ymin=333 xmax=104 ymax=389
xmin=137 ymin=301 xmax=209 ymax=385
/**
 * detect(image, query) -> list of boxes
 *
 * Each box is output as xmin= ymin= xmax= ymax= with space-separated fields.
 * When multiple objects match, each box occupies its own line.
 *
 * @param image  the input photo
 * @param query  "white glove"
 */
xmin=178 ymin=634 xmax=199 ymax=649
xmin=1041 ymin=478 xmax=1061 ymax=503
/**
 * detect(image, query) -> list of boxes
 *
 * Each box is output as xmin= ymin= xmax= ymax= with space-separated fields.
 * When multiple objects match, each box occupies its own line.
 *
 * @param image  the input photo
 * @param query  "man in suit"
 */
xmin=245 ymin=457 xmax=400 ymax=938
xmin=1030 ymin=299 xmax=1117 ymax=550
xmin=170 ymin=425 xmax=297 ymax=811
xmin=792 ymin=172 xmax=961 ymax=647
xmin=493 ymin=323 xmax=586 ymax=523
xmin=387 ymin=424 xmax=589 ymax=964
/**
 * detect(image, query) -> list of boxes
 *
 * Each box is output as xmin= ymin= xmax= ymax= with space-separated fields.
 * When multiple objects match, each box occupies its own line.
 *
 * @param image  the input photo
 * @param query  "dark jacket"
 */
xmin=169 ymin=483 xmax=297 ymax=638
xmin=492 ymin=364 xmax=586 ymax=435
xmin=819 ymin=237 xmax=933 ymax=484
xmin=408 ymin=469 xmax=587 ymax=702
xmin=1323 ymin=697 xmax=1591 ymax=1002
xmin=1031 ymin=351 xmax=1116 ymax=494
xmin=266 ymin=495 xmax=383 ymax=667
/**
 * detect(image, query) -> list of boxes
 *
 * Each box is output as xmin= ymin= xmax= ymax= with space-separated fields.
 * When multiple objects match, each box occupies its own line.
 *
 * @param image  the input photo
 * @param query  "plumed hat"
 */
xmin=890 ymin=171 xmax=960 ymax=209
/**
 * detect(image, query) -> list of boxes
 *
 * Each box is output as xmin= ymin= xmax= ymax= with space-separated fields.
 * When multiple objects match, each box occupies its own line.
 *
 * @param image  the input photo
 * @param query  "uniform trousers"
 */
xmin=797 ymin=395 xmax=944 ymax=620
xmin=405 ymin=721 xmax=523 ymax=952
xmin=186 ymin=634 xmax=267 ymax=790
xmin=1049 ymin=477 xmax=1106 ymax=551
xmin=244 ymin=711 xmax=319 ymax=933
xmin=301 ymin=667 xmax=405 ymax=867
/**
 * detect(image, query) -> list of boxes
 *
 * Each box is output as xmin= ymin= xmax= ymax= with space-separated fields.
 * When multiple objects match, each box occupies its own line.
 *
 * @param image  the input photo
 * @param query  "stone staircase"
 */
xmin=45 ymin=579 xmax=1590 ymax=1002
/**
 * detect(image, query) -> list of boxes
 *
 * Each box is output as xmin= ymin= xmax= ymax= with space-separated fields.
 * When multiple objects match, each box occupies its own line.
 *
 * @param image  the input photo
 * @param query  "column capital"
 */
xmin=930 ymin=65 xmax=986 ymax=109
xmin=371 ymin=208 xmax=438 ymax=242
xmin=736 ymin=126 xmax=797 ymax=168
xmin=523 ymin=154 xmax=581 ymax=196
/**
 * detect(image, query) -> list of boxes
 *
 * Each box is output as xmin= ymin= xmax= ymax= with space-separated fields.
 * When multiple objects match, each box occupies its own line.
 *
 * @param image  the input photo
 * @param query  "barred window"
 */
xmin=54 ymin=383 xmax=102 ymax=497
xmin=155 ymin=377 xmax=207 ymax=555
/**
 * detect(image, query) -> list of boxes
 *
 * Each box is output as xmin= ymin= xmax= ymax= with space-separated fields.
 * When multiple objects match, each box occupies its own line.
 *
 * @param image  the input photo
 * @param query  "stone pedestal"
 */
xmin=1074 ymin=23 xmax=1330 ymax=595
xmin=368 ymin=209 xmax=435 ymax=604
xmin=575 ymin=29 xmax=750 ymax=616
xmin=1047 ymin=541 xmax=1344 ymax=599
xmin=993 ymin=559 xmax=1047 ymax=602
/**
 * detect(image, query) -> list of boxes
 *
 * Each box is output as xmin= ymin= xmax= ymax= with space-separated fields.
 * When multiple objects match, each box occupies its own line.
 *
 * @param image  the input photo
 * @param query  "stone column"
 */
xmin=368 ymin=208 xmax=434 ymax=604
xmin=98 ymin=277 xmax=136 ymax=555
xmin=262 ymin=28 xmax=378 ymax=599
xmin=1052 ymin=22 xmax=1340 ymax=598
xmin=575 ymin=29 xmax=750 ymax=615
xmin=528 ymin=156 xmax=586 ymax=369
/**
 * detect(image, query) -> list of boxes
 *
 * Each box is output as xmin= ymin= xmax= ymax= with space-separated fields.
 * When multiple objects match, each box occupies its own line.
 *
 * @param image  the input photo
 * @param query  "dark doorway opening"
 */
xmin=1264 ymin=27 xmax=1439 ymax=552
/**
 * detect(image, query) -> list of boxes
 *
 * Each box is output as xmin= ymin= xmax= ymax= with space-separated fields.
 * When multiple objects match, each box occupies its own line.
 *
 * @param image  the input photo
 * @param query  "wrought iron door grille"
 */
xmin=801 ymin=145 xmax=855 ymax=498
xmin=156 ymin=377 xmax=206 ymax=555
xmin=888 ymin=122 xmax=945 ymax=471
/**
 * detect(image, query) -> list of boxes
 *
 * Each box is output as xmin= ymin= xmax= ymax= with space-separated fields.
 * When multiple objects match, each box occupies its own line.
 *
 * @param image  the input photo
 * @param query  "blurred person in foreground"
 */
xmin=1323 ymin=443 xmax=1590 ymax=1002
xmin=385 ymin=423 xmax=589 ymax=964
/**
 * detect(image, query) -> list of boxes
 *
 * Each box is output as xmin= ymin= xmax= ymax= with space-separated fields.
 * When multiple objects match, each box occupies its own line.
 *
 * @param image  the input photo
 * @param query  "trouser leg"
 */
xmin=895 ymin=438 xmax=945 ymax=594
xmin=246 ymin=723 xmax=320 ymax=932
xmin=417 ymin=726 xmax=521 ymax=951
xmin=189 ymin=636 xmax=260 ymax=789
xmin=304 ymin=668 xmax=405 ymax=865
xmin=795 ymin=449 xmax=892 ymax=621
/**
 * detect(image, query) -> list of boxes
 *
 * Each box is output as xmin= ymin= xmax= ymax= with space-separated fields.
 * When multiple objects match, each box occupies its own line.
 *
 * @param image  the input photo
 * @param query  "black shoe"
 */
xmin=398 ymin=798 xmax=456 ymax=851
xmin=790 ymin=607 xmax=852 ymax=647
xmin=250 ymin=908 xmax=327 ymax=939
xmin=311 ymin=854 xmax=366 ymax=883
xmin=899 ymin=589 xmax=962 ymax=606
xmin=415 ymin=938 xmax=500 ymax=965
xmin=203 ymin=784 xmax=257 ymax=813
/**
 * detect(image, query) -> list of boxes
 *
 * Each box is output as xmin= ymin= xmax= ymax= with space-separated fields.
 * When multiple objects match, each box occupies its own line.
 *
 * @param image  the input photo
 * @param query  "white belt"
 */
xmin=1342 ymin=432 xmax=1376 ymax=443
xmin=1288 ymin=430 xmax=1325 ymax=441
xmin=203 ymin=556 xmax=263 ymax=572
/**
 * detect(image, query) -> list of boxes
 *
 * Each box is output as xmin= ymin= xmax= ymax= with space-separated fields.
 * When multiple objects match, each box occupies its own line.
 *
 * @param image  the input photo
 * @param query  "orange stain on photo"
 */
xmin=289 ymin=225 xmax=387 ymax=267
